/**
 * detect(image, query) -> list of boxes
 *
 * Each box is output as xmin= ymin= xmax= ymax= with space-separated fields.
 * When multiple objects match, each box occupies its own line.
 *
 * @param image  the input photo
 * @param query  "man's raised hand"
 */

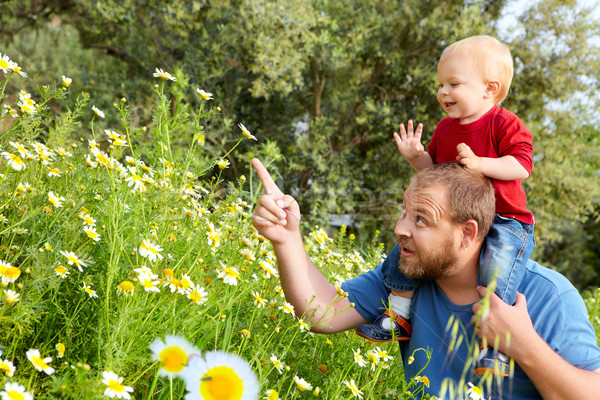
xmin=251 ymin=158 xmax=301 ymax=244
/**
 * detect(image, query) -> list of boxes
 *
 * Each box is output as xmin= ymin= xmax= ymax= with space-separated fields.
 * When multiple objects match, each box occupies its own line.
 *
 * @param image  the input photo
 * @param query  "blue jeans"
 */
xmin=382 ymin=214 xmax=535 ymax=306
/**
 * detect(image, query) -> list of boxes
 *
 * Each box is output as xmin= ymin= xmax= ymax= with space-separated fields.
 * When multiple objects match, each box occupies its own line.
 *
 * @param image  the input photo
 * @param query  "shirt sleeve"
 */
xmin=534 ymin=288 xmax=600 ymax=371
xmin=341 ymin=263 xmax=391 ymax=323
xmin=495 ymin=113 xmax=534 ymax=174
xmin=427 ymin=125 xmax=440 ymax=164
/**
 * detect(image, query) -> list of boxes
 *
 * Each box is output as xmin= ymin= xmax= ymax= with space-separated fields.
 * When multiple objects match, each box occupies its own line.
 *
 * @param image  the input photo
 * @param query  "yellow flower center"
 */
xmin=0 ymin=60 xmax=8 ymax=69
xmin=108 ymin=379 xmax=125 ymax=392
xmin=118 ymin=281 xmax=134 ymax=292
xmin=142 ymin=279 xmax=155 ymax=289
xmin=55 ymin=266 xmax=67 ymax=275
xmin=266 ymin=390 xmax=279 ymax=400
xmin=189 ymin=291 xmax=203 ymax=303
xmin=10 ymin=154 xmax=23 ymax=165
xmin=226 ymin=268 xmax=239 ymax=278
xmin=200 ymin=366 xmax=244 ymax=400
xmin=159 ymin=346 xmax=188 ymax=374
xmin=95 ymin=152 xmax=110 ymax=164
xmin=6 ymin=391 xmax=25 ymax=400
xmin=131 ymin=173 xmax=142 ymax=182
xmin=32 ymin=355 xmax=49 ymax=370
xmin=4 ymin=267 xmax=20 ymax=279
xmin=171 ymin=278 xmax=184 ymax=289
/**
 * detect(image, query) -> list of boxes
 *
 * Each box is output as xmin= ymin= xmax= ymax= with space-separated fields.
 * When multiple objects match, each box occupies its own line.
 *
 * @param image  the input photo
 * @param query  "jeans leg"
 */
xmin=382 ymin=243 xmax=419 ymax=292
xmin=478 ymin=215 xmax=535 ymax=305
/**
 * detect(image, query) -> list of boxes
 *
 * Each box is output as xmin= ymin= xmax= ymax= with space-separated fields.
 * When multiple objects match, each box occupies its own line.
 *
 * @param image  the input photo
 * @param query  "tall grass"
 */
xmin=0 ymin=54 xmax=432 ymax=400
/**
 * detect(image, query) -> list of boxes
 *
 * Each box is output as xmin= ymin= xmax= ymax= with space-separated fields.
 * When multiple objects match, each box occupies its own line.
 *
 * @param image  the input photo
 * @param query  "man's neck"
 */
xmin=436 ymin=252 xmax=481 ymax=305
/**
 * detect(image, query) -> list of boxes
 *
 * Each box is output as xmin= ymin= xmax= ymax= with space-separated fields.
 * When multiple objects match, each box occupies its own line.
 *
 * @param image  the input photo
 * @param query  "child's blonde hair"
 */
xmin=438 ymin=35 xmax=513 ymax=104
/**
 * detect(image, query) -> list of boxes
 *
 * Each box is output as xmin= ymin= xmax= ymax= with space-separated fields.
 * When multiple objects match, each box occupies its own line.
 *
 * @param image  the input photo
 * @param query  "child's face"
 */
xmin=436 ymin=53 xmax=494 ymax=124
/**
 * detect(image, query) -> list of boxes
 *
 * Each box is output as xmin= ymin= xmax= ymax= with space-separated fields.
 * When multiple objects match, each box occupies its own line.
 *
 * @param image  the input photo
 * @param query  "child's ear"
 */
xmin=484 ymin=80 xmax=501 ymax=100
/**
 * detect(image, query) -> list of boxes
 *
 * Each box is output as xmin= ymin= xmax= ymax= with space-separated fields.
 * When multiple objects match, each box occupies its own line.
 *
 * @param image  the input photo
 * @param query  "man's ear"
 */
xmin=461 ymin=219 xmax=479 ymax=249
xmin=484 ymin=80 xmax=501 ymax=100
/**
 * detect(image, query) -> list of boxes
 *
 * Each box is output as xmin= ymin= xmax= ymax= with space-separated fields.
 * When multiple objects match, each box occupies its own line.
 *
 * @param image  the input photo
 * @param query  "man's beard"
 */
xmin=397 ymin=235 xmax=459 ymax=280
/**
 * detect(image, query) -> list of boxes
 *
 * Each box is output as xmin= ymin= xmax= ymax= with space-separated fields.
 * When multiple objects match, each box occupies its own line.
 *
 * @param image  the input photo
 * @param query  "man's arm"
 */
xmin=473 ymin=288 xmax=600 ymax=399
xmin=251 ymin=158 xmax=368 ymax=333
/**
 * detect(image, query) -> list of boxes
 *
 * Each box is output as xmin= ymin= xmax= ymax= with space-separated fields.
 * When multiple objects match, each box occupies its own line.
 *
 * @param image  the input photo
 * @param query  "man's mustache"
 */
xmin=396 ymin=237 xmax=416 ymax=254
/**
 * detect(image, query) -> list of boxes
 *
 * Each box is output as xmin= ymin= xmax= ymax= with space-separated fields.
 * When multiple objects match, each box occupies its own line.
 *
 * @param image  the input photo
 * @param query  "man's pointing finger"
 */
xmin=252 ymin=158 xmax=283 ymax=197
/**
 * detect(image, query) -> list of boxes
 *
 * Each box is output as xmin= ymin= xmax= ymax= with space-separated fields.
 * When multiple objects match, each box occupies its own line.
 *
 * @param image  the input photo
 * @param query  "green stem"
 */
xmin=145 ymin=367 xmax=160 ymax=399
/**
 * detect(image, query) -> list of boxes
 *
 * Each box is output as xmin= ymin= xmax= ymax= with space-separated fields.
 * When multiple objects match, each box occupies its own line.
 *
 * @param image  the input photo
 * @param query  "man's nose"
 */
xmin=394 ymin=217 xmax=411 ymax=238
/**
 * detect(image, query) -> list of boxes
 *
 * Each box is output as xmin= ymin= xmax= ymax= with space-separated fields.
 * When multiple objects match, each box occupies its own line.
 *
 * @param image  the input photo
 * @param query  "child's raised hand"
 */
xmin=456 ymin=143 xmax=481 ymax=170
xmin=394 ymin=120 xmax=424 ymax=161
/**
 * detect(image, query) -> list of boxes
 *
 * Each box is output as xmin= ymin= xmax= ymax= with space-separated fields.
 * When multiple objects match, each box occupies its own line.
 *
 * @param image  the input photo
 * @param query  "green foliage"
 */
xmin=583 ymin=288 xmax=600 ymax=344
xmin=0 ymin=64 xmax=444 ymax=399
xmin=1 ymin=0 xmax=600 ymax=290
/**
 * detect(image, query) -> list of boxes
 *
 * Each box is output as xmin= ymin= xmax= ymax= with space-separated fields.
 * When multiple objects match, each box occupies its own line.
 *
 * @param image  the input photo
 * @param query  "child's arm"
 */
xmin=456 ymin=143 xmax=529 ymax=180
xmin=393 ymin=120 xmax=434 ymax=172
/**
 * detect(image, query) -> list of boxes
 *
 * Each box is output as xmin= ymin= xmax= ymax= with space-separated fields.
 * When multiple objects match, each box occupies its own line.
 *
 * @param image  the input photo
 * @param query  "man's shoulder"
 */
xmin=520 ymin=259 xmax=579 ymax=304
xmin=522 ymin=259 xmax=574 ymax=290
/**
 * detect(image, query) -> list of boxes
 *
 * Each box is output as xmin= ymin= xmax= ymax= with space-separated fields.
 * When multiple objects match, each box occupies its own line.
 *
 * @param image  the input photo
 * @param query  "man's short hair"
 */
xmin=409 ymin=162 xmax=495 ymax=239
xmin=438 ymin=35 xmax=513 ymax=104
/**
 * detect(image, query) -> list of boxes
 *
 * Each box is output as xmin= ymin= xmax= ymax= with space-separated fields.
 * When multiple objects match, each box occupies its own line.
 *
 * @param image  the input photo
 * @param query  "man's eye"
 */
xmin=416 ymin=216 xmax=426 ymax=225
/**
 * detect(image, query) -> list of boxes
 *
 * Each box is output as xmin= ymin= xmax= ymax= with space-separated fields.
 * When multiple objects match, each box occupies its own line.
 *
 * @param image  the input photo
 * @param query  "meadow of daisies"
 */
xmin=1 ymin=51 xmax=600 ymax=400
xmin=0 ymin=51 xmax=439 ymax=400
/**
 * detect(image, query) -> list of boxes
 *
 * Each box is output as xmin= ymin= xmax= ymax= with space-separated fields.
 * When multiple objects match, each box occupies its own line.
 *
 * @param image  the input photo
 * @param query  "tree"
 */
xmin=1 ymin=0 xmax=599 ymax=282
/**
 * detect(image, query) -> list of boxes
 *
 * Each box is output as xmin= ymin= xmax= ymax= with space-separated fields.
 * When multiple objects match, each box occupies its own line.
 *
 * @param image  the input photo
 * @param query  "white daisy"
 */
xmin=196 ymin=89 xmax=213 ymax=100
xmin=293 ymin=376 xmax=313 ymax=392
xmin=0 ymin=358 xmax=16 ymax=376
xmin=182 ymin=350 xmax=259 ymax=400
xmin=59 ymin=250 xmax=87 ymax=271
xmin=102 ymin=370 xmax=134 ymax=399
xmin=26 ymin=348 xmax=55 ymax=375
xmin=187 ymin=284 xmax=208 ymax=305
xmin=0 ymin=382 xmax=33 ymax=400
xmin=92 ymin=105 xmax=105 ymax=118
xmin=343 ymin=379 xmax=364 ymax=399
xmin=138 ymin=239 xmax=164 ymax=262
xmin=238 ymin=123 xmax=257 ymax=141
xmin=0 ymin=53 xmax=16 ymax=73
xmin=153 ymin=68 xmax=176 ymax=81
xmin=150 ymin=335 xmax=198 ymax=377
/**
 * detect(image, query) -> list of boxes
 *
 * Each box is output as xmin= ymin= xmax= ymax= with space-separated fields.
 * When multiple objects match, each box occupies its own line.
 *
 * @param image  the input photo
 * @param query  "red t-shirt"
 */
xmin=428 ymin=105 xmax=534 ymax=224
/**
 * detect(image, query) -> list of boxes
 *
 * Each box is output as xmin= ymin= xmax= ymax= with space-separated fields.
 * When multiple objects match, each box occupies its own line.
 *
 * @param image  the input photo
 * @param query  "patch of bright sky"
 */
xmin=495 ymin=0 xmax=600 ymax=43
xmin=495 ymin=0 xmax=600 ymax=127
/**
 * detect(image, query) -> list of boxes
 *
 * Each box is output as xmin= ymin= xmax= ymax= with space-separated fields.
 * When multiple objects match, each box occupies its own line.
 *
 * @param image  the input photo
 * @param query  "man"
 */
xmin=251 ymin=158 xmax=600 ymax=399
